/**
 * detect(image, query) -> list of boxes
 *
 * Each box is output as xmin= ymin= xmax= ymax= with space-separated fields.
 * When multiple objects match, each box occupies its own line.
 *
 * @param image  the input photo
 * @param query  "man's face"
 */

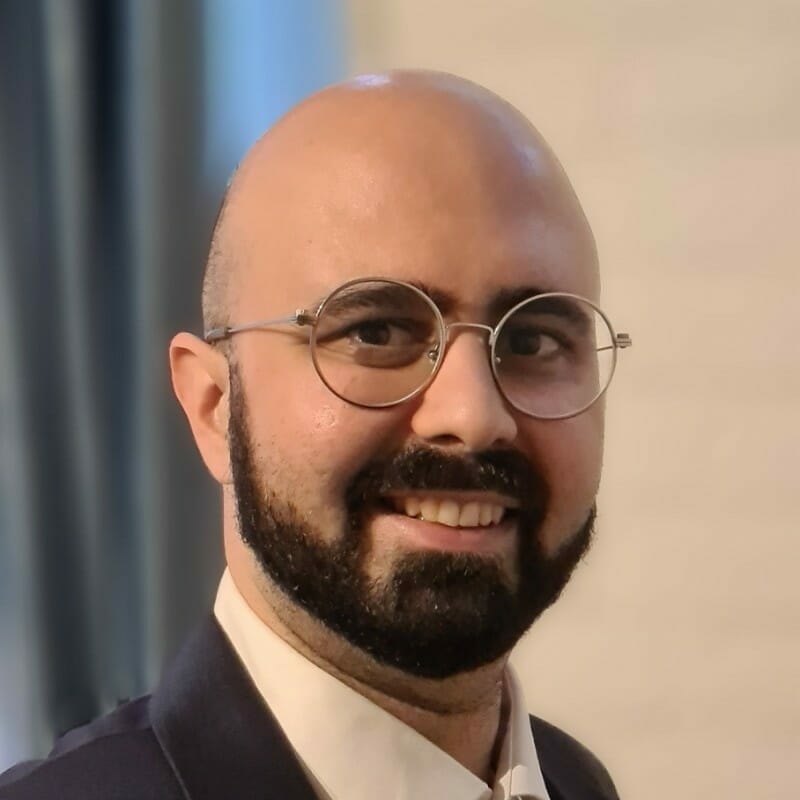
xmin=222 ymin=92 xmax=604 ymax=678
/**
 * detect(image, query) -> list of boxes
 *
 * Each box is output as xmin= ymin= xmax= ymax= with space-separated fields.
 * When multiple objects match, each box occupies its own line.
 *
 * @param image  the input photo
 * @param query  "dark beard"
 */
xmin=228 ymin=366 xmax=595 ymax=679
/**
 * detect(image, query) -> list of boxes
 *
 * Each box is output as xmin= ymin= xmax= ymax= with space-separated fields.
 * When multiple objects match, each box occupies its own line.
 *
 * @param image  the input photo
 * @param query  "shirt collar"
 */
xmin=495 ymin=666 xmax=552 ymax=799
xmin=214 ymin=569 xmax=550 ymax=800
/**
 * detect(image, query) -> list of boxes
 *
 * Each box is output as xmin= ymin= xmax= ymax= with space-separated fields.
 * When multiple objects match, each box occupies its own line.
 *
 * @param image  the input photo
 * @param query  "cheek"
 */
xmin=518 ymin=409 xmax=604 ymax=553
xmin=242 ymin=356 xmax=409 ymax=510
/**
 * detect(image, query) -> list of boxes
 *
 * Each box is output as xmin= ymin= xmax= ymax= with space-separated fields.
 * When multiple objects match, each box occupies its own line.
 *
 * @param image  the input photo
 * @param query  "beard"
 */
xmin=228 ymin=366 xmax=595 ymax=679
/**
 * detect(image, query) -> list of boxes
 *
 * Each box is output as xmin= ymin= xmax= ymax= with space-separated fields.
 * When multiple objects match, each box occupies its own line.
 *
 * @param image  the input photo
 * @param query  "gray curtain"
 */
xmin=0 ymin=0 xmax=343 ymax=768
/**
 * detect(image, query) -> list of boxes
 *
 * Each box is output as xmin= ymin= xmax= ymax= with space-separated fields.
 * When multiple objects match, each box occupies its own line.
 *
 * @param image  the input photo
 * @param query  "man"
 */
xmin=0 ymin=71 xmax=629 ymax=799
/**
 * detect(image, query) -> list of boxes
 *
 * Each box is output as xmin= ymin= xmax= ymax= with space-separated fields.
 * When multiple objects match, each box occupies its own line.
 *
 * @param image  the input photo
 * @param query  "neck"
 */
xmin=233 ymin=563 xmax=509 ymax=785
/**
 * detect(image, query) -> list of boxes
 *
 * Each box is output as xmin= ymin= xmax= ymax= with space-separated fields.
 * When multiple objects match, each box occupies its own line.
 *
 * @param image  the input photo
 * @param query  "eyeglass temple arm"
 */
xmin=204 ymin=310 xmax=315 ymax=343
xmin=596 ymin=333 xmax=633 ymax=353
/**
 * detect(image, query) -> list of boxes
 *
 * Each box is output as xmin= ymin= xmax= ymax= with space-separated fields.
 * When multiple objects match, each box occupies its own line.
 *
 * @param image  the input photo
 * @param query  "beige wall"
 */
xmin=346 ymin=2 xmax=800 ymax=798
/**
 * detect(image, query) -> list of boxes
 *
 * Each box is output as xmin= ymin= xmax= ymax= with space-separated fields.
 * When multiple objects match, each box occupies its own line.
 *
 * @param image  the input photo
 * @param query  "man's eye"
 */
xmin=505 ymin=328 xmax=563 ymax=357
xmin=350 ymin=320 xmax=395 ymax=346
xmin=345 ymin=318 xmax=427 ymax=347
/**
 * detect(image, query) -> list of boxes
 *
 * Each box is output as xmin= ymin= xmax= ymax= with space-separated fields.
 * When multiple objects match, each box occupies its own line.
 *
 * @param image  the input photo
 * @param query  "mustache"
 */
xmin=346 ymin=446 xmax=549 ymax=513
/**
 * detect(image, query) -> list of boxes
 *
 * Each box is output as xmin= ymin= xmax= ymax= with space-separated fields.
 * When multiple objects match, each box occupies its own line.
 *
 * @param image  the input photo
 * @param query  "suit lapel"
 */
xmin=531 ymin=715 xmax=617 ymax=800
xmin=151 ymin=616 xmax=319 ymax=800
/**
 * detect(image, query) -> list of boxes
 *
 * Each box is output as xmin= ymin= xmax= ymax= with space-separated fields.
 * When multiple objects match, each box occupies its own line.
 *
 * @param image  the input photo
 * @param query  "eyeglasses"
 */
xmin=205 ymin=277 xmax=632 ymax=420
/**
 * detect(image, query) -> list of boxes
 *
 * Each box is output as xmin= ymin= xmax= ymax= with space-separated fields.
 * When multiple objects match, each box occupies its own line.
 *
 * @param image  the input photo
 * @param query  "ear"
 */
xmin=169 ymin=331 xmax=232 ymax=484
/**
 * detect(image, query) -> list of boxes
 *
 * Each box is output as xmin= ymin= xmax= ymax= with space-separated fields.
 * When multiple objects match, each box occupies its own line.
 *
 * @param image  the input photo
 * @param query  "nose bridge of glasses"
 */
xmin=443 ymin=320 xmax=495 ymax=342
xmin=429 ymin=321 xmax=497 ymax=370
xmin=434 ymin=321 xmax=496 ymax=365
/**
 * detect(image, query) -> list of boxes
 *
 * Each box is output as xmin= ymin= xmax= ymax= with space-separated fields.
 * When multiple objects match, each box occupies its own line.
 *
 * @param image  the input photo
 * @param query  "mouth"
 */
xmin=385 ymin=493 xmax=519 ymax=528
xmin=370 ymin=492 xmax=521 ymax=555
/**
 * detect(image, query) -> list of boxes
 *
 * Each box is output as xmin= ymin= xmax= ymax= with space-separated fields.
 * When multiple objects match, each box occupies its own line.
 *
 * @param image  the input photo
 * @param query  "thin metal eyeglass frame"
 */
xmin=204 ymin=277 xmax=633 ymax=420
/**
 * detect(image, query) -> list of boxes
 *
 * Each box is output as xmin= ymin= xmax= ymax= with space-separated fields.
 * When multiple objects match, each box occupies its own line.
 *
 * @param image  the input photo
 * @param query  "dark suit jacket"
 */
xmin=0 ymin=617 xmax=619 ymax=799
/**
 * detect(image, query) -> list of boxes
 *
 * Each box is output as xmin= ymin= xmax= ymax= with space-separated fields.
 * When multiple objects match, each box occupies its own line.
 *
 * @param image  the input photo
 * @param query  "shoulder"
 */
xmin=530 ymin=715 xmax=620 ymax=800
xmin=0 ymin=697 xmax=181 ymax=800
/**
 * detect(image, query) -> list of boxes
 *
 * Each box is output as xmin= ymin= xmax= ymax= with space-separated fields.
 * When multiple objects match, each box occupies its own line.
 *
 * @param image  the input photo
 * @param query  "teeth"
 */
xmin=400 ymin=498 xmax=508 ymax=528
xmin=438 ymin=500 xmax=461 ymax=527
xmin=419 ymin=499 xmax=439 ymax=523
xmin=459 ymin=502 xmax=480 ymax=527
xmin=405 ymin=497 xmax=421 ymax=518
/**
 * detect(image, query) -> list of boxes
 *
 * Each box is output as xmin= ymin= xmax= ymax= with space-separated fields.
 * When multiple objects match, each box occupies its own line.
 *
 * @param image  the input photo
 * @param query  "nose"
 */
xmin=410 ymin=327 xmax=519 ymax=451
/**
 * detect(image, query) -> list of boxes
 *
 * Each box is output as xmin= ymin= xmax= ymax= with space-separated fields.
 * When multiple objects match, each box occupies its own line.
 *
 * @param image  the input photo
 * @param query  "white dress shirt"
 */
xmin=214 ymin=569 xmax=551 ymax=800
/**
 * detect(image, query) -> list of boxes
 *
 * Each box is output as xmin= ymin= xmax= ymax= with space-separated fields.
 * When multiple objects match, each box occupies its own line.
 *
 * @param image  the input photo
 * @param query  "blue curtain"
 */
xmin=0 ymin=0 xmax=343 ymax=769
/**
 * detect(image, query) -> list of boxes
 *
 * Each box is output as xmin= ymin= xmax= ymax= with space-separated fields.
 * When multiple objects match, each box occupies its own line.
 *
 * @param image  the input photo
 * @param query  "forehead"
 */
xmin=227 ymin=101 xmax=599 ymax=319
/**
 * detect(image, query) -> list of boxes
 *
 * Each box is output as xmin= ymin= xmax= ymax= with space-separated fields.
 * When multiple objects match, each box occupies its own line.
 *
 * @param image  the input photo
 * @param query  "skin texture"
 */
xmin=169 ymin=70 xmax=603 ymax=785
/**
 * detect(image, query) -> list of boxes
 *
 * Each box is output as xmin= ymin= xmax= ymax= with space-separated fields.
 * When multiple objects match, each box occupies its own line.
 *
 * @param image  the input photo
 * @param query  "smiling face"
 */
xmin=175 ymin=72 xmax=605 ymax=679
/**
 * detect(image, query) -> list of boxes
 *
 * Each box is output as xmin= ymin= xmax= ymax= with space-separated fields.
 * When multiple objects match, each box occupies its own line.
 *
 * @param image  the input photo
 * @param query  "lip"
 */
xmin=369 ymin=506 xmax=517 ymax=556
xmin=382 ymin=490 xmax=521 ymax=510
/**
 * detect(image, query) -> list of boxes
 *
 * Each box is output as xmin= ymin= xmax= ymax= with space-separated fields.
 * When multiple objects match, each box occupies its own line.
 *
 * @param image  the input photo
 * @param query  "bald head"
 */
xmin=181 ymin=71 xmax=608 ymax=691
xmin=202 ymin=70 xmax=596 ymax=332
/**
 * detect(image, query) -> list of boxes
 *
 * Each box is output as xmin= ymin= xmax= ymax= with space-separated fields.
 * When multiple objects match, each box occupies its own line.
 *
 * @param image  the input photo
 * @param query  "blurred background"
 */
xmin=0 ymin=1 xmax=797 ymax=798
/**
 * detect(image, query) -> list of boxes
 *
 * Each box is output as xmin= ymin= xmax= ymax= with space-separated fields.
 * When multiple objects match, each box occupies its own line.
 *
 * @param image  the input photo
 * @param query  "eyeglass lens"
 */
xmin=310 ymin=280 xmax=615 ymax=418
xmin=311 ymin=281 xmax=442 ymax=407
xmin=492 ymin=295 xmax=613 ymax=418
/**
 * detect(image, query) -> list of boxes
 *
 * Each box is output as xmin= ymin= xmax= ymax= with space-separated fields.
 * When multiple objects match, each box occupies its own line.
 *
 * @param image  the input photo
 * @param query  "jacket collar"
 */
xmin=150 ymin=615 xmax=319 ymax=800
xmin=149 ymin=615 xmax=606 ymax=800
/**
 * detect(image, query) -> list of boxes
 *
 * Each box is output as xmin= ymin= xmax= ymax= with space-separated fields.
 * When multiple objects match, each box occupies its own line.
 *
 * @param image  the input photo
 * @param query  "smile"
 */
xmin=387 ymin=493 xmax=520 ymax=529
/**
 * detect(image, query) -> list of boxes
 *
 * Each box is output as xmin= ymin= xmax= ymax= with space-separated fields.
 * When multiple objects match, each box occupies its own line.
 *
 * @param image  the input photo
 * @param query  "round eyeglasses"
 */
xmin=205 ymin=278 xmax=632 ymax=420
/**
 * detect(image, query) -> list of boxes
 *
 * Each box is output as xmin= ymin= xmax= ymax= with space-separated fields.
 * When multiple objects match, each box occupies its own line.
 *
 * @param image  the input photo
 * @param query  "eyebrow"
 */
xmin=407 ymin=281 xmax=458 ymax=314
xmin=512 ymin=296 xmax=592 ymax=336
xmin=320 ymin=282 xmax=437 ymax=315
xmin=486 ymin=286 xmax=550 ymax=318
xmin=311 ymin=281 xmax=574 ymax=321
xmin=409 ymin=283 xmax=556 ymax=319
